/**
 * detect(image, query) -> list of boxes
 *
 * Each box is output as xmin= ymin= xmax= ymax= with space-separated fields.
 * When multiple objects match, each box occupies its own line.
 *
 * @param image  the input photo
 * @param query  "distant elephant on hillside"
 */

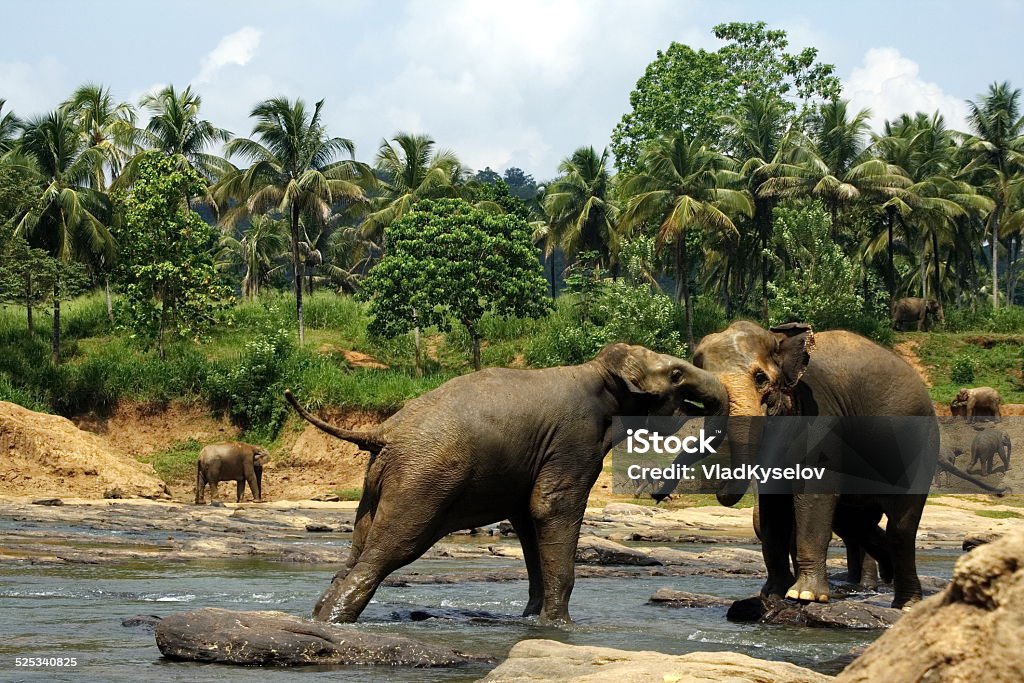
xmin=951 ymin=387 xmax=1002 ymax=423
xmin=970 ymin=428 xmax=1011 ymax=476
xmin=284 ymin=343 xmax=729 ymax=624
xmin=195 ymin=443 xmax=267 ymax=504
xmin=891 ymin=297 xmax=943 ymax=331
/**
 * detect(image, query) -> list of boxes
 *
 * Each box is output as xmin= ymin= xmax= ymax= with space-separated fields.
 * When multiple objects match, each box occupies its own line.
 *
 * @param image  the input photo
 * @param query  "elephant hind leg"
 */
xmin=195 ymin=466 xmax=206 ymax=505
xmin=884 ymin=498 xmax=924 ymax=609
xmin=236 ymin=479 xmax=245 ymax=503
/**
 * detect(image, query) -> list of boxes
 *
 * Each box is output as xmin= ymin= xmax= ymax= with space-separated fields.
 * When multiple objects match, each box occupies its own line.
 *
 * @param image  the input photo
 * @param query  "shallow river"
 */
xmin=0 ymin=518 xmax=959 ymax=683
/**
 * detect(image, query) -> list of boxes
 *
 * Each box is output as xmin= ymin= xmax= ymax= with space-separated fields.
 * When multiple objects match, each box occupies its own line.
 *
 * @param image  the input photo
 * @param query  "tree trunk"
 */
xmin=467 ymin=324 xmax=482 ymax=371
xmin=51 ymin=278 xmax=60 ymax=363
xmin=723 ymin=259 xmax=732 ymax=319
xmin=24 ymin=271 xmax=33 ymax=335
xmin=886 ymin=207 xmax=896 ymax=301
xmin=548 ymin=254 xmax=557 ymax=299
xmin=104 ymin=276 xmax=113 ymax=322
xmin=991 ymin=205 xmax=1000 ymax=309
xmin=920 ymin=233 xmax=928 ymax=298
xmin=931 ymin=231 xmax=942 ymax=304
xmin=291 ymin=206 xmax=305 ymax=344
xmin=413 ymin=313 xmax=422 ymax=378
xmin=675 ymin=237 xmax=694 ymax=353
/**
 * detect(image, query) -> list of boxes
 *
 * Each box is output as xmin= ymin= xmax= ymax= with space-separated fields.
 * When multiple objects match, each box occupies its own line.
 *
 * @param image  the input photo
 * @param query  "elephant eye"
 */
xmin=753 ymin=370 xmax=770 ymax=389
xmin=670 ymin=368 xmax=684 ymax=384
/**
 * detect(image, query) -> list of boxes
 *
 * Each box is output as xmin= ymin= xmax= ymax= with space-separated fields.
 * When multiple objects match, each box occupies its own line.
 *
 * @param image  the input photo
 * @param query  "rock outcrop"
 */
xmin=155 ymin=608 xmax=479 ymax=667
xmin=479 ymin=639 xmax=830 ymax=682
xmin=0 ymin=401 xmax=169 ymax=499
xmin=838 ymin=527 xmax=1024 ymax=682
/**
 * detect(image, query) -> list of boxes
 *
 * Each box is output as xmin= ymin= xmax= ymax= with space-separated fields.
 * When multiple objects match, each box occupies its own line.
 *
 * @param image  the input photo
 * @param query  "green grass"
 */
xmin=137 ymin=439 xmax=203 ymax=481
xmin=912 ymin=331 xmax=1024 ymax=404
xmin=331 ymin=488 xmax=363 ymax=502
xmin=975 ymin=509 xmax=1023 ymax=519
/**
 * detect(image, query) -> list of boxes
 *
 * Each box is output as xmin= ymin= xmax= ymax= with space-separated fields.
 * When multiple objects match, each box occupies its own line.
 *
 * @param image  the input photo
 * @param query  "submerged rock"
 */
xmin=121 ymin=614 xmax=162 ymax=631
xmin=647 ymin=589 xmax=732 ymax=608
xmin=839 ymin=527 xmax=1024 ymax=682
xmin=479 ymin=639 xmax=830 ymax=682
xmin=963 ymin=532 xmax=1001 ymax=551
xmin=727 ymin=595 xmax=902 ymax=629
xmin=574 ymin=536 xmax=661 ymax=566
xmin=155 ymin=608 xmax=479 ymax=667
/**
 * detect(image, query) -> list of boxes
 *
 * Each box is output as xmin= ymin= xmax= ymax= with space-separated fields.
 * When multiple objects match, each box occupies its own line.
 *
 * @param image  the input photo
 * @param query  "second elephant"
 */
xmin=970 ymin=428 xmax=1012 ymax=475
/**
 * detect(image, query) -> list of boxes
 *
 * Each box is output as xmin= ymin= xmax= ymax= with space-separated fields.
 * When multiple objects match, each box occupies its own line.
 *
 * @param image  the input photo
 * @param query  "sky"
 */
xmin=2 ymin=0 xmax=1023 ymax=180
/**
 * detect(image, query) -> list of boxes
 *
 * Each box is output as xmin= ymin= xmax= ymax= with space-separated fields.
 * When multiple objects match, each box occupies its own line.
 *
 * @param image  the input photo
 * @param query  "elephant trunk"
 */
xmin=715 ymin=373 xmax=765 ymax=507
xmin=677 ymin=363 xmax=730 ymax=416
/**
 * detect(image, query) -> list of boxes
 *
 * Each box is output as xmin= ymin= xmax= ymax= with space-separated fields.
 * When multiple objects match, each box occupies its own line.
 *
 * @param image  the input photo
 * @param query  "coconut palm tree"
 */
xmin=960 ymin=82 xmax=1024 ymax=308
xmin=0 ymin=99 xmax=18 ymax=153
xmin=13 ymin=109 xmax=113 ymax=360
xmin=119 ymin=85 xmax=232 ymax=187
xmin=762 ymin=99 xmax=909 ymax=228
xmin=61 ymin=84 xmax=139 ymax=189
xmin=215 ymin=96 xmax=370 ymax=343
xmin=620 ymin=132 xmax=752 ymax=350
xmin=543 ymin=146 xmax=620 ymax=268
xmin=359 ymin=132 xmax=465 ymax=242
xmin=217 ymin=215 xmax=288 ymax=299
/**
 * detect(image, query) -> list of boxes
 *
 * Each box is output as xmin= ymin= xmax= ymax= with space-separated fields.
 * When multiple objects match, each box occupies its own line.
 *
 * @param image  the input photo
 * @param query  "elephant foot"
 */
xmin=785 ymin=576 xmax=830 ymax=603
xmin=536 ymin=610 xmax=572 ymax=627
xmin=760 ymin=577 xmax=795 ymax=601
xmin=521 ymin=601 xmax=542 ymax=618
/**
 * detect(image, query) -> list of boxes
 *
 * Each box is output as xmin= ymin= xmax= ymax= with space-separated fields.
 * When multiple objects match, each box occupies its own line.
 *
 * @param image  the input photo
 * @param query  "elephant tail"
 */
xmin=938 ymin=458 xmax=1008 ymax=496
xmin=284 ymin=390 xmax=386 ymax=455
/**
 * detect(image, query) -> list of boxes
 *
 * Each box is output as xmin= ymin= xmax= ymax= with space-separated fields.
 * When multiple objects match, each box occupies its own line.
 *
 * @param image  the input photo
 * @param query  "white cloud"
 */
xmin=196 ymin=26 xmax=263 ymax=83
xmin=844 ymin=47 xmax=968 ymax=130
xmin=0 ymin=57 xmax=65 ymax=115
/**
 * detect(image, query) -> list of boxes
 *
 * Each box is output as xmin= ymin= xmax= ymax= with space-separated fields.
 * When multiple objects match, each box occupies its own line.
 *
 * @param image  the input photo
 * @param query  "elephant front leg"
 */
xmin=758 ymin=494 xmax=796 ymax=599
xmin=236 ymin=479 xmax=245 ymax=503
xmin=529 ymin=475 xmax=589 ymax=625
xmin=509 ymin=513 xmax=544 ymax=617
xmin=787 ymin=494 xmax=837 ymax=603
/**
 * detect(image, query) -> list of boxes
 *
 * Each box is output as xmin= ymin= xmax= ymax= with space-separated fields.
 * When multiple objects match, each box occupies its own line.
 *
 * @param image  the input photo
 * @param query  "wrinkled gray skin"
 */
xmin=951 ymin=386 xmax=1002 ymax=423
xmin=688 ymin=321 xmax=936 ymax=609
xmin=891 ymin=297 xmax=943 ymax=331
xmin=285 ymin=343 xmax=727 ymax=625
xmin=195 ymin=443 xmax=267 ymax=504
xmin=970 ymin=428 xmax=1012 ymax=475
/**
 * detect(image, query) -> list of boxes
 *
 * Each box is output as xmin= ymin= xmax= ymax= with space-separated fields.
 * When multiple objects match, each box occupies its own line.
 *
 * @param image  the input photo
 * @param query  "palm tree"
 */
xmin=543 ymin=146 xmax=620 ymax=268
xmin=620 ymin=132 xmax=753 ymax=350
xmin=359 ymin=132 xmax=465 ymax=241
xmin=120 ymin=85 xmax=232 ymax=187
xmin=763 ymin=99 xmax=909 ymax=228
xmin=216 ymin=96 xmax=370 ymax=343
xmin=217 ymin=215 xmax=288 ymax=299
xmin=721 ymin=92 xmax=793 ymax=319
xmin=62 ymin=84 xmax=139 ymax=189
xmin=960 ymin=82 xmax=1024 ymax=308
xmin=13 ymin=109 xmax=113 ymax=360
xmin=0 ymin=99 xmax=18 ymax=152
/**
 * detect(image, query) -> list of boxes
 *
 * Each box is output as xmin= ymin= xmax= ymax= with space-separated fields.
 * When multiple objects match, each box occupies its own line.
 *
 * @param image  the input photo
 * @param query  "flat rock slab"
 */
xmin=647 ymin=589 xmax=732 ymax=608
xmin=155 ymin=608 xmax=479 ymax=667
xmin=727 ymin=596 xmax=902 ymax=629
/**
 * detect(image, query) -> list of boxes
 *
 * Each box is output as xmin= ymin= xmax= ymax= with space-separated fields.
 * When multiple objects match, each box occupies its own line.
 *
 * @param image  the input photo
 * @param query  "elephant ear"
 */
xmin=769 ymin=323 xmax=814 ymax=390
xmin=597 ymin=343 xmax=657 ymax=398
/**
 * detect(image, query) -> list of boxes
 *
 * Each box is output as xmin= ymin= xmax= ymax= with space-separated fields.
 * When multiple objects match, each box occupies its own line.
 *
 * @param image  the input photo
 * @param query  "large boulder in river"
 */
xmin=479 ymin=639 xmax=830 ymax=682
xmin=0 ymin=401 xmax=169 ymax=499
xmin=155 ymin=608 xmax=477 ymax=667
xmin=838 ymin=527 xmax=1024 ymax=682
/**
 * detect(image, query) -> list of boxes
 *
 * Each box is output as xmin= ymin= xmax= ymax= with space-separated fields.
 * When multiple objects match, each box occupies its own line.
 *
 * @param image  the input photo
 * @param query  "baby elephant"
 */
xmin=970 ymin=428 xmax=1012 ymax=476
xmin=195 ymin=442 xmax=268 ymax=504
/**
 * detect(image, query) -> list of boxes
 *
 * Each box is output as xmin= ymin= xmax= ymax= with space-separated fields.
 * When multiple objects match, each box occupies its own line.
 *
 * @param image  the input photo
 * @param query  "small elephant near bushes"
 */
xmin=195 ymin=442 xmax=267 ymax=504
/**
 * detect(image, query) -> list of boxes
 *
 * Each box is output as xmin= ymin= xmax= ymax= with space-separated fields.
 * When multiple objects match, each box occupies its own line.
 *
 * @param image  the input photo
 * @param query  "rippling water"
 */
xmin=0 ymin=529 xmax=959 ymax=682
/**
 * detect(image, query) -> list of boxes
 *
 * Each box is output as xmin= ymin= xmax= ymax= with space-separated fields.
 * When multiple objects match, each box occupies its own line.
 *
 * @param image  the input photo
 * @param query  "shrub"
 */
xmin=525 ymin=321 xmax=607 ymax=367
xmin=690 ymin=294 xmax=728 ymax=345
xmin=595 ymin=281 xmax=685 ymax=356
xmin=950 ymin=354 xmax=977 ymax=384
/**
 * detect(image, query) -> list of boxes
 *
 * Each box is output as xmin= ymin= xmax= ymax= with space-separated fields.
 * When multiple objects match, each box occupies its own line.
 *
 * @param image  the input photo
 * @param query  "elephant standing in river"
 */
xmin=891 ymin=297 xmax=943 ymax=331
xmin=970 ymin=428 xmax=1012 ymax=475
xmin=195 ymin=443 xmax=267 ymax=504
xmin=285 ymin=343 xmax=727 ymax=624
xmin=680 ymin=321 xmax=938 ymax=608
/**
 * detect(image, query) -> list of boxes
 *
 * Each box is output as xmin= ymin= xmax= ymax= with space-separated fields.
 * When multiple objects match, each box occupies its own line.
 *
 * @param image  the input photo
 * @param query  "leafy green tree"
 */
xmin=543 ymin=146 xmax=620 ymax=267
xmin=217 ymin=215 xmax=288 ymax=299
xmin=961 ymin=82 xmax=1024 ymax=308
xmin=611 ymin=22 xmax=839 ymax=171
xmin=360 ymin=132 xmax=466 ymax=241
xmin=115 ymin=152 xmax=230 ymax=358
xmin=473 ymin=166 xmax=502 ymax=185
xmin=471 ymin=178 xmax=531 ymax=220
xmin=62 ymin=84 xmax=138 ymax=188
xmin=502 ymin=166 xmax=539 ymax=203
xmin=216 ymin=97 xmax=370 ymax=343
xmin=362 ymin=198 xmax=548 ymax=370
xmin=12 ymin=109 xmax=114 ymax=360
xmin=620 ymin=132 xmax=752 ymax=350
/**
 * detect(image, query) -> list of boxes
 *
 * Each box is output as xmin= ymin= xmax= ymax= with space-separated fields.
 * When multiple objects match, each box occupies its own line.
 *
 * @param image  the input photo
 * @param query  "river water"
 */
xmin=0 ymin=517 xmax=959 ymax=683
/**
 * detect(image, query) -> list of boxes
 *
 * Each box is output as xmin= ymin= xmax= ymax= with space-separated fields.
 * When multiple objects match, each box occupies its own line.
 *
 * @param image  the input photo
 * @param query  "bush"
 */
xmin=594 ymin=281 xmax=685 ymax=356
xmin=950 ymin=354 xmax=977 ymax=384
xmin=525 ymin=320 xmax=607 ymax=367
xmin=691 ymin=294 xmax=728 ymax=345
